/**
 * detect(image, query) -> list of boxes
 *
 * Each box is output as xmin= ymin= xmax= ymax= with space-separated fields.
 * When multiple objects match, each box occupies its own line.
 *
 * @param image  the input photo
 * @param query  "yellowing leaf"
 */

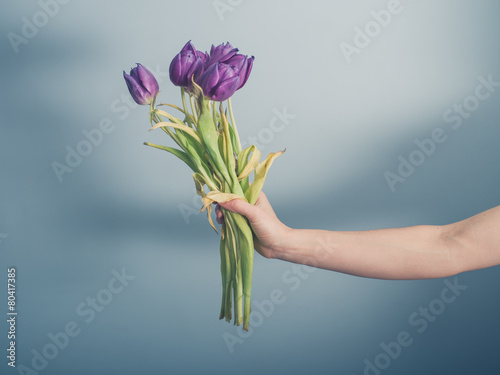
xmin=245 ymin=150 xmax=285 ymax=205
xmin=150 ymin=121 xmax=202 ymax=144
xmin=201 ymin=191 xmax=247 ymax=212
xmin=237 ymin=145 xmax=261 ymax=180
xmin=193 ymin=173 xmax=217 ymax=233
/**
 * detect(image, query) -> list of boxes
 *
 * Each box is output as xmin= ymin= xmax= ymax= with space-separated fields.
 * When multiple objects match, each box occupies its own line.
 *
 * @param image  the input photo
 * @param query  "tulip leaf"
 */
xmin=193 ymin=173 xmax=217 ymax=232
xmin=218 ymin=130 xmax=226 ymax=164
xmin=150 ymin=121 xmax=202 ymax=144
xmin=237 ymin=145 xmax=261 ymax=181
xmin=192 ymin=172 xmax=206 ymax=196
xmin=155 ymin=109 xmax=185 ymax=125
xmin=190 ymin=77 xmax=204 ymax=99
xmin=227 ymin=122 xmax=240 ymax=156
xmin=143 ymin=142 xmax=197 ymax=172
xmin=245 ymin=150 xmax=285 ymax=205
xmin=197 ymin=100 xmax=233 ymax=186
xmin=201 ymin=191 xmax=248 ymax=212
xmin=158 ymin=102 xmax=185 ymax=115
xmin=185 ymin=141 xmax=214 ymax=186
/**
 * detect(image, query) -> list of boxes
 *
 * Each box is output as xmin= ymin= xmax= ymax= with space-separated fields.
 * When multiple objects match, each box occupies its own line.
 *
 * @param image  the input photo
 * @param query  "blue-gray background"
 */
xmin=1 ymin=0 xmax=499 ymax=374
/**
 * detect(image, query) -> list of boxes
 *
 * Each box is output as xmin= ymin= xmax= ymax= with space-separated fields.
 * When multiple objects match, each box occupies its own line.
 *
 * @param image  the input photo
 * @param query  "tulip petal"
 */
xmin=186 ymin=57 xmax=204 ymax=85
xmin=225 ymin=54 xmax=246 ymax=68
xmin=238 ymin=56 xmax=254 ymax=90
xmin=211 ymin=76 xmax=240 ymax=101
xmin=136 ymin=63 xmax=159 ymax=96
xmin=130 ymin=66 xmax=140 ymax=81
xmin=123 ymin=71 xmax=149 ymax=105
xmin=199 ymin=63 xmax=220 ymax=94
xmin=218 ymin=63 xmax=239 ymax=81
xmin=207 ymin=42 xmax=238 ymax=66
xmin=181 ymin=40 xmax=196 ymax=54
xmin=169 ymin=54 xmax=184 ymax=86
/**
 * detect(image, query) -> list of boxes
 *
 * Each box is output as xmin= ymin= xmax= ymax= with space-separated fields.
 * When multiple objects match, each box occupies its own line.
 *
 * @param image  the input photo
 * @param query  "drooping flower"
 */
xmin=123 ymin=63 xmax=159 ymax=105
xmin=198 ymin=62 xmax=240 ymax=101
xmin=169 ymin=41 xmax=206 ymax=88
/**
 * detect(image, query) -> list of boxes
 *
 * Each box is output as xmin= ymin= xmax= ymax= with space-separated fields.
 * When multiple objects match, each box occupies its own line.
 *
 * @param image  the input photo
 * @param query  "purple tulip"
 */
xmin=198 ymin=63 xmax=240 ymax=101
xmin=225 ymin=54 xmax=254 ymax=90
xmin=169 ymin=41 xmax=206 ymax=88
xmin=206 ymin=42 xmax=238 ymax=67
xmin=123 ymin=63 xmax=159 ymax=105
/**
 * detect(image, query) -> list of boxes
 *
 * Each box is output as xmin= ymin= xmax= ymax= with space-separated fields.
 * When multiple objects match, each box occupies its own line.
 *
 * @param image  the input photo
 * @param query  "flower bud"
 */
xmin=123 ymin=63 xmax=159 ymax=105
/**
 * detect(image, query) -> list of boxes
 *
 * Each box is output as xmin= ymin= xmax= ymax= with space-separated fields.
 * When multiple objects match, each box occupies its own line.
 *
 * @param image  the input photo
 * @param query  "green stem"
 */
xmin=180 ymin=88 xmax=192 ymax=128
xmin=234 ymin=255 xmax=243 ymax=326
xmin=212 ymin=101 xmax=218 ymax=130
xmin=227 ymin=98 xmax=242 ymax=154
xmin=229 ymin=212 xmax=254 ymax=331
xmin=190 ymin=95 xmax=198 ymax=122
xmin=219 ymin=231 xmax=227 ymax=320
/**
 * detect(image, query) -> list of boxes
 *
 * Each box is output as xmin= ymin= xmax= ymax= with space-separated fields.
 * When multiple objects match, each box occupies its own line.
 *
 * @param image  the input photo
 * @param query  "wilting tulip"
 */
xmin=198 ymin=62 xmax=240 ymax=101
xmin=123 ymin=40 xmax=284 ymax=331
xmin=225 ymin=54 xmax=254 ymax=90
xmin=123 ymin=63 xmax=159 ymax=105
xmin=169 ymin=41 xmax=206 ymax=88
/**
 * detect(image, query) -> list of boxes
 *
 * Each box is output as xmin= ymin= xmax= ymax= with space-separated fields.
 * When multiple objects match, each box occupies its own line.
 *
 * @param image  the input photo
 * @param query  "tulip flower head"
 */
xmin=168 ymin=41 xmax=254 ymax=101
xmin=206 ymin=42 xmax=238 ymax=66
xmin=169 ymin=41 xmax=206 ymax=89
xmin=123 ymin=63 xmax=159 ymax=105
xmin=198 ymin=62 xmax=241 ymax=102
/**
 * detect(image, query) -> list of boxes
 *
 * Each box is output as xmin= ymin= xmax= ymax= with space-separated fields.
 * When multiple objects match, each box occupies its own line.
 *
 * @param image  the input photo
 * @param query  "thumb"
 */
xmin=219 ymin=198 xmax=259 ymax=222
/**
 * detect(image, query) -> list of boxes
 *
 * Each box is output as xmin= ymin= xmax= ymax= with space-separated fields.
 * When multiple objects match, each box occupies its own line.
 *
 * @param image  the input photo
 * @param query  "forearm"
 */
xmin=275 ymin=225 xmax=458 ymax=280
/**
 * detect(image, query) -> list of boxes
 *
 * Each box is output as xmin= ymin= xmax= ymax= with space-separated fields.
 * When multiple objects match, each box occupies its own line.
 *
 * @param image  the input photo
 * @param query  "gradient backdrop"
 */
xmin=1 ymin=1 xmax=500 ymax=374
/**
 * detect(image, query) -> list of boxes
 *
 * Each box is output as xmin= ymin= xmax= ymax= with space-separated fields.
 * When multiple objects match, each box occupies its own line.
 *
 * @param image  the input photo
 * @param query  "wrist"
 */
xmin=269 ymin=225 xmax=295 ymax=260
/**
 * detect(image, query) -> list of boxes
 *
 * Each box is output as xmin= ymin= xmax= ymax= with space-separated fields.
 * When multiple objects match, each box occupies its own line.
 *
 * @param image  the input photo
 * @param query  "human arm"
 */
xmin=219 ymin=195 xmax=500 ymax=280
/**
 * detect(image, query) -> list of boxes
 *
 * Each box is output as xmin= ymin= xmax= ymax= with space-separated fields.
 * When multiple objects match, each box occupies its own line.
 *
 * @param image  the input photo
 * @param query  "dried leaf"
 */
xmin=237 ymin=145 xmax=261 ymax=180
xmin=245 ymin=150 xmax=285 ymax=205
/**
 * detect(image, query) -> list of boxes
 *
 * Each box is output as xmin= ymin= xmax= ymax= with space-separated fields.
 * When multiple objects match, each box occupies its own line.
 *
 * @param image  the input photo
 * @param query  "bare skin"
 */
xmin=219 ymin=193 xmax=500 ymax=280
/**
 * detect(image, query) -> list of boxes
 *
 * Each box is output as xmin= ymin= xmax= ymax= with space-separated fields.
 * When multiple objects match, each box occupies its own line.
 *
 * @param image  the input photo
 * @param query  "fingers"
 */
xmin=219 ymin=198 xmax=260 ymax=222
xmin=255 ymin=192 xmax=278 ymax=220
xmin=215 ymin=204 xmax=224 ymax=224
xmin=219 ymin=191 xmax=277 ymax=223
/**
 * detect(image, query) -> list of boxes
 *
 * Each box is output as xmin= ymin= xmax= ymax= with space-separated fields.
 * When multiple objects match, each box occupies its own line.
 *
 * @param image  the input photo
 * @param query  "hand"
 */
xmin=218 ymin=192 xmax=291 ymax=259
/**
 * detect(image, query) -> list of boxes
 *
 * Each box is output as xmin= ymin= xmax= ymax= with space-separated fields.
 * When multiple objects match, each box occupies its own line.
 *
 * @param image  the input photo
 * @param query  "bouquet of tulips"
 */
xmin=123 ymin=41 xmax=283 ymax=330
